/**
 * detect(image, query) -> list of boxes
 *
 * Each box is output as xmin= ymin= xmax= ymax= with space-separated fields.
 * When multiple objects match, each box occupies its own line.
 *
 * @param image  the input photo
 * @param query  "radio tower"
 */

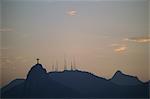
xmin=52 ymin=64 xmax=54 ymax=71
xmin=73 ymin=57 xmax=76 ymax=70
xmin=64 ymin=58 xmax=67 ymax=71
xmin=55 ymin=60 xmax=58 ymax=72
xmin=71 ymin=61 xmax=73 ymax=71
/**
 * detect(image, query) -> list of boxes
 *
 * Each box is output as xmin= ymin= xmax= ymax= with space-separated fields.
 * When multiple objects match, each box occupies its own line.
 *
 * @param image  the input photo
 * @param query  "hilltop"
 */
xmin=1 ymin=64 xmax=149 ymax=98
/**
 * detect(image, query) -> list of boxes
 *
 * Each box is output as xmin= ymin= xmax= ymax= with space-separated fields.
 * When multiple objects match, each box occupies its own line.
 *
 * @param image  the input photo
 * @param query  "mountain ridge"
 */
xmin=1 ymin=64 xmax=149 ymax=98
xmin=110 ymin=70 xmax=144 ymax=85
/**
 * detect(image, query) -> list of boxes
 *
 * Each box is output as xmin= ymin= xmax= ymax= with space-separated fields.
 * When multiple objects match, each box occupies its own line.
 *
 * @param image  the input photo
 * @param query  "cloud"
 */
xmin=114 ymin=46 xmax=127 ymax=53
xmin=0 ymin=28 xmax=14 ymax=32
xmin=67 ymin=10 xmax=77 ymax=16
xmin=110 ymin=36 xmax=149 ymax=53
xmin=123 ymin=37 xmax=150 ymax=43
xmin=0 ymin=57 xmax=8 ymax=59
xmin=110 ymin=44 xmax=127 ymax=53
xmin=2 ymin=59 xmax=12 ymax=64
xmin=15 ymin=56 xmax=24 ymax=60
xmin=110 ymin=43 xmax=126 ymax=47
xmin=15 ymin=56 xmax=28 ymax=63
xmin=0 ymin=47 xmax=9 ymax=50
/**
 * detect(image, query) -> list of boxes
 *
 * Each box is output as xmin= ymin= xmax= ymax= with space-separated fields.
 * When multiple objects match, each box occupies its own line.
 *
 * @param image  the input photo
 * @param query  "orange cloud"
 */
xmin=111 ymin=44 xmax=127 ymax=53
xmin=114 ymin=46 xmax=127 ymax=53
xmin=123 ymin=37 xmax=150 ymax=43
xmin=67 ymin=10 xmax=77 ymax=16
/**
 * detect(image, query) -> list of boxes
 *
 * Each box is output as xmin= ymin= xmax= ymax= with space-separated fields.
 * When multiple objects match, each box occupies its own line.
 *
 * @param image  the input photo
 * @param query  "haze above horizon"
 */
xmin=1 ymin=0 xmax=150 ymax=86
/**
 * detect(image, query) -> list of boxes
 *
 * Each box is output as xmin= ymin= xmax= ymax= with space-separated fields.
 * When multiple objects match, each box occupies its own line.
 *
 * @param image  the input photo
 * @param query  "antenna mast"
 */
xmin=64 ymin=58 xmax=67 ymax=70
xmin=55 ymin=60 xmax=58 ymax=72
xmin=71 ymin=61 xmax=73 ymax=71
xmin=52 ymin=64 xmax=54 ymax=71
xmin=73 ymin=57 xmax=76 ymax=70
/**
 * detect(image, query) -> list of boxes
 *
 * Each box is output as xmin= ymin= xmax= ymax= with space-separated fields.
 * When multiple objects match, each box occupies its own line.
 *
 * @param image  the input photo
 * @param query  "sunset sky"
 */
xmin=1 ymin=0 xmax=150 ymax=86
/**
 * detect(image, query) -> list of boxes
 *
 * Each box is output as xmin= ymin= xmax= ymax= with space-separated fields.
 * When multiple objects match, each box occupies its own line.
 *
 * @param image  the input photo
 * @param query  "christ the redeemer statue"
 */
xmin=36 ymin=58 xmax=40 ymax=64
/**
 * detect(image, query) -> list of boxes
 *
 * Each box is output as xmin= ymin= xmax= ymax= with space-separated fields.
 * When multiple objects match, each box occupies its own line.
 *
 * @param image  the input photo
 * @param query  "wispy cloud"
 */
xmin=2 ymin=59 xmax=12 ymax=64
xmin=0 ymin=57 xmax=8 ymax=59
xmin=114 ymin=46 xmax=127 ymax=53
xmin=67 ymin=10 xmax=77 ymax=16
xmin=123 ymin=37 xmax=150 ymax=43
xmin=110 ymin=36 xmax=149 ymax=53
xmin=0 ymin=47 xmax=9 ymax=50
xmin=110 ymin=44 xmax=126 ymax=47
xmin=110 ymin=44 xmax=127 ymax=53
xmin=15 ymin=56 xmax=24 ymax=60
xmin=0 ymin=28 xmax=14 ymax=32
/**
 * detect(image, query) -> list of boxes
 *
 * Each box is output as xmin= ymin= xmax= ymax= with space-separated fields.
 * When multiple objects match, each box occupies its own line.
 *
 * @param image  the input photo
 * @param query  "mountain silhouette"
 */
xmin=1 ymin=64 xmax=149 ymax=98
xmin=2 ymin=64 xmax=80 ymax=98
xmin=110 ymin=70 xmax=143 ymax=85
xmin=48 ymin=70 xmax=149 ymax=98
xmin=1 ymin=79 xmax=25 ymax=93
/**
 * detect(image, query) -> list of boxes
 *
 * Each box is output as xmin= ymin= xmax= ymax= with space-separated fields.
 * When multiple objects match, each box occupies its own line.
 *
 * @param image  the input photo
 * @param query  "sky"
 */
xmin=0 ymin=0 xmax=150 ymax=86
